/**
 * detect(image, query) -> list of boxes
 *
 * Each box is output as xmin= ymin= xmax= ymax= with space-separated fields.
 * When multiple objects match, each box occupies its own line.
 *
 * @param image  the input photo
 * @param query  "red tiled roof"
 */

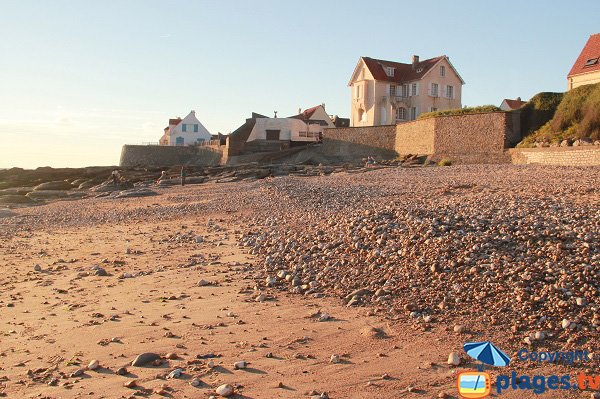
xmin=288 ymin=105 xmax=322 ymax=120
xmin=502 ymin=98 xmax=527 ymax=110
xmin=169 ymin=118 xmax=182 ymax=126
xmin=568 ymin=33 xmax=600 ymax=77
xmin=361 ymin=56 xmax=447 ymax=84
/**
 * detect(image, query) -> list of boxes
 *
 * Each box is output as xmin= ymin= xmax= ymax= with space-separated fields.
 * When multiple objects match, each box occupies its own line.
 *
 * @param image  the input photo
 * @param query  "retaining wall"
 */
xmin=395 ymin=118 xmax=435 ymax=155
xmin=119 ymin=145 xmax=223 ymax=167
xmin=509 ymin=146 xmax=600 ymax=166
xmin=321 ymin=125 xmax=397 ymax=161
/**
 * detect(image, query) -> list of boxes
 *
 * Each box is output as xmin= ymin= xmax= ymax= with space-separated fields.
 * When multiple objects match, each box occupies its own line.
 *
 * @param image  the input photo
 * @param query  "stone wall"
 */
xmin=395 ymin=118 xmax=435 ymax=155
xmin=509 ymin=146 xmax=600 ymax=166
xmin=119 ymin=145 xmax=223 ymax=167
xmin=320 ymin=125 xmax=398 ymax=161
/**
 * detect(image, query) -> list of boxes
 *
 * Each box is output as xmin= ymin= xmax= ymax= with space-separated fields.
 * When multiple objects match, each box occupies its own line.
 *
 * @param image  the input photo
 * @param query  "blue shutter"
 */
xmin=182 ymin=124 xmax=187 ymax=132
xmin=194 ymin=124 xmax=199 ymax=132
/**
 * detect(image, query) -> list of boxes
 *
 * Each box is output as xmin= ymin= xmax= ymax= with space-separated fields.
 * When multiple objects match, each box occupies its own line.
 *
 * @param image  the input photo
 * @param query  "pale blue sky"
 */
xmin=1 ymin=0 xmax=598 ymax=168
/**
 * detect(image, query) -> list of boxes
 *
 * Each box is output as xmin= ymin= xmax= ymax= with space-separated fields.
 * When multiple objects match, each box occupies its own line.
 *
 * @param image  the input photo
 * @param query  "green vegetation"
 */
xmin=418 ymin=105 xmax=501 ymax=120
xmin=437 ymin=158 xmax=452 ymax=166
xmin=517 ymin=92 xmax=564 ymax=144
xmin=519 ymin=83 xmax=600 ymax=147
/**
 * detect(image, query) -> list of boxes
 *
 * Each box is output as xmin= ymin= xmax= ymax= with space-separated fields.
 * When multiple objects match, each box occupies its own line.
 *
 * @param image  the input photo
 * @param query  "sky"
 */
xmin=1 ymin=0 xmax=599 ymax=168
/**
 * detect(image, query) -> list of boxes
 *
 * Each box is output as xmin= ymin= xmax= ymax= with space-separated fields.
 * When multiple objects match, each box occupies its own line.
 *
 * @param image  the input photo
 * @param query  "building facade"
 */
xmin=348 ymin=55 xmax=464 ymax=127
xmin=567 ymin=33 xmax=600 ymax=90
xmin=159 ymin=110 xmax=212 ymax=146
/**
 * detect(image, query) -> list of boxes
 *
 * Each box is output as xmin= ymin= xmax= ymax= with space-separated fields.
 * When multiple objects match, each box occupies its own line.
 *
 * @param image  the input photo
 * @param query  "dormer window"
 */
xmin=440 ymin=65 xmax=446 ymax=76
xmin=416 ymin=67 xmax=423 ymax=73
xmin=584 ymin=57 xmax=599 ymax=67
xmin=385 ymin=67 xmax=394 ymax=77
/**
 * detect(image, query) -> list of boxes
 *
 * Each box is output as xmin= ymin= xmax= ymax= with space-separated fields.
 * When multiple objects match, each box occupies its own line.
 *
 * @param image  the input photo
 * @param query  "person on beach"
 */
xmin=157 ymin=170 xmax=168 ymax=184
xmin=366 ymin=156 xmax=376 ymax=167
xmin=180 ymin=166 xmax=187 ymax=186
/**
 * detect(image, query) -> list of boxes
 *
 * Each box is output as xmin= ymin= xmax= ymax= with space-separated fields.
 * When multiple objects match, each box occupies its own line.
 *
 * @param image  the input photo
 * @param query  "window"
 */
xmin=356 ymin=84 xmax=361 ymax=98
xmin=585 ymin=58 xmax=599 ymax=67
xmin=266 ymin=129 xmax=280 ymax=140
xmin=430 ymin=83 xmax=439 ymax=97
xmin=175 ymin=137 xmax=184 ymax=146
xmin=410 ymin=107 xmax=417 ymax=121
xmin=440 ymin=65 xmax=446 ymax=76
xmin=446 ymin=85 xmax=454 ymax=99
xmin=411 ymin=83 xmax=418 ymax=96
xmin=430 ymin=107 xmax=438 ymax=112
xmin=193 ymin=124 xmax=199 ymax=132
xmin=396 ymin=107 xmax=406 ymax=120
xmin=182 ymin=124 xmax=187 ymax=132
xmin=401 ymin=84 xmax=409 ymax=98
xmin=389 ymin=85 xmax=396 ymax=96
xmin=385 ymin=67 xmax=394 ymax=77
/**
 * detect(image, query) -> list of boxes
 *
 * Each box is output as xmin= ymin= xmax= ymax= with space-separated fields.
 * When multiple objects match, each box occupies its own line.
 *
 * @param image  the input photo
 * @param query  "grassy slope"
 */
xmin=519 ymin=83 xmax=600 ymax=146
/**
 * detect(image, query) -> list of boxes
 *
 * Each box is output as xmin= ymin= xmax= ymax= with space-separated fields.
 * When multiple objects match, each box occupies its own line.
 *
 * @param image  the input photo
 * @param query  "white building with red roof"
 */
xmin=159 ymin=110 xmax=212 ymax=146
xmin=348 ymin=55 xmax=464 ymax=126
xmin=568 ymin=33 xmax=600 ymax=90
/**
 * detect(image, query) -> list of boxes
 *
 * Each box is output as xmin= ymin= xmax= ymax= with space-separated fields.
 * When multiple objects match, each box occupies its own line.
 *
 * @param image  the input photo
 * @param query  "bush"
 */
xmin=418 ymin=105 xmax=501 ymax=120
xmin=438 ymin=158 xmax=452 ymax=166
xmin=518 ymin=83 xmax=600 ymax=146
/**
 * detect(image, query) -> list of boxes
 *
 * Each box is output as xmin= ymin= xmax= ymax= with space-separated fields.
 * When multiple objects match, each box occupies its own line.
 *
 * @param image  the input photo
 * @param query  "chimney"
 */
xmin=191 ymin=110 xmax=195 ymax=115
xmin=516 ymin=97 xmax=521 ymax=101
xmin=298 ymin=108 xmax=302 ymax=115
xmin=412 ymin=55 xmax=419 ymax=69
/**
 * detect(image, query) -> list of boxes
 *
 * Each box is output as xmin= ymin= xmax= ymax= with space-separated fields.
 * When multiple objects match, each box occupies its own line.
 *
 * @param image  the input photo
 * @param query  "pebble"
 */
xmin=33 ymin=264 xmax=42 ymax=272
xmin=131 ymin=352 xmax=161 ymax=366
xmin=87 ymin=360 xmax=99 ymax=370
xmin=123 ymin=380 xmax=137 ymax=388
xmin=330 ymin=354 xmax=341 ymax=364
xmin=190 ymin=378 xmax=201 ymax=387
xmin=447 ymin=352 xmax=461 ymax=366
xmin=197 ymin=279 xmax=210 ymax=286
xmin=215 ymin=384 xmax=234 ymax=397
xmin=233 ymin=360 xmax=247 ymax=369
xmin=116 ymin=367 xmax=128 ymax=375
xmin=167 ymin=368 xmax=183 ymax=379
xmin=453 ymin=325 xmax=466 ymax=334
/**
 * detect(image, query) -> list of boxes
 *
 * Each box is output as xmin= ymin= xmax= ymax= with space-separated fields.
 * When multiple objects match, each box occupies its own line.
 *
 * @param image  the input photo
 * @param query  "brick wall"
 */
xmin=395 ymin=118 xmax=435 ymax=155
xmin=509 ymin=146 xmax=600 ymax=166
xmin=119 ymin=145 xmax=223 ymax=167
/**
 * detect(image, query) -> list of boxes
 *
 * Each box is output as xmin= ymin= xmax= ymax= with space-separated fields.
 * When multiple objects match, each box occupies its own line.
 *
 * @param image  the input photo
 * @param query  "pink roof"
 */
xmin=568 ymin=33 xmax=600 ymax=78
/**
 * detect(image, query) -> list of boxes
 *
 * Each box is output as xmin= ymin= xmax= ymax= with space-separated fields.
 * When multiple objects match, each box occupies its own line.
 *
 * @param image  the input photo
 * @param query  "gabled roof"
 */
xmin=351 ymin=55 xmax=465 ymax=86
xmin=501 ymin=98 xmax=527 ymax=110
xmin=169 ymin=118 xmax=182 ymax=126
xmin=568 ymin=33 xmax=600 ymax=78
xmin=288 ymin=105 xmax=321 ymax=120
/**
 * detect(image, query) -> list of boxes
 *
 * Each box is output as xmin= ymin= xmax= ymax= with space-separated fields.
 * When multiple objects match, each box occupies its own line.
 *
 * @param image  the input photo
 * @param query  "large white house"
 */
xmin=159 ymin=110 xmax=212 ymax=146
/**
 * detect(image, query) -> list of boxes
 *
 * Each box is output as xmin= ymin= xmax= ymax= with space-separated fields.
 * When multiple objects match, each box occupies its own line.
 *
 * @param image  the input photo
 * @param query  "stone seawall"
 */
xmin=120 ymin=145 xmax=223 ymax=167
xmin=509 ymin=146 xmax=600 ymax=166
xmin=321 ymin=125 xmax=397 ymax=161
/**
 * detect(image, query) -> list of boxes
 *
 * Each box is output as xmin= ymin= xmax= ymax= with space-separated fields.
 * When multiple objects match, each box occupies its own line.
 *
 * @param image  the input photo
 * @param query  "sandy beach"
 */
xmin=1 ymin=165 xmax=598 ymax=399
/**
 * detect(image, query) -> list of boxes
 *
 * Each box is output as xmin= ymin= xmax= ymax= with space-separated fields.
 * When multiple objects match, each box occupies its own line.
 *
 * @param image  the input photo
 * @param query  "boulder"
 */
xmin=0 ymin=209 xmax=17 ymax=218
xmin=0 ymin=194 xmax=35 ymax=204
xmin=33 ymin=181 xmax=73 ymax=191
xmin=78 ymin=180 xmax=101 ymax=189
xmin=26 ymin=190 xmax=71 ymax=200
xmin=113 ymin=188 xmax=158 ymax=199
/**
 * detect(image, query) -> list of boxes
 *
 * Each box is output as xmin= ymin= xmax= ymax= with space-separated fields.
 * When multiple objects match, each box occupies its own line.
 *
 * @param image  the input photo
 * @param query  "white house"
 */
xmin=159 ymin=110 xmax=212 ymax=146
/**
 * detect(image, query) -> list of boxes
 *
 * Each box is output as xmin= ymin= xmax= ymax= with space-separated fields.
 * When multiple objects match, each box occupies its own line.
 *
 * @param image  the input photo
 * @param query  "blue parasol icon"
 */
xmin=463 ymin=341 xmax=511 ymax=370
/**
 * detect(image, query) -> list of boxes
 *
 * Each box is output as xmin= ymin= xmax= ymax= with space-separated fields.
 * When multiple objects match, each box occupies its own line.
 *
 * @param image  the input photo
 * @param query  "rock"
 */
xmin=195 ymin=236 xmax=204 ymax=243
xmin=265 ymin=276 xmax=276 ymax=287
xmin=233 ymin=360 xmax=247 ymax=369
xmin=190 ymin=378 xmax=201 ymax=387
xmin=165 ymin=353 xmax=177 ymax=360
xmin=167 ymin=368 xmax=183 ymax=379
xmin=255 ymin=294 xmax=267 ymax=302
xmin=453 ymin=325 xmax=466 ymax=334
xmin=197 ymin=279 xmax=211 ymax=287
xmin=0 ymin=194 xmax=34 ymax=204
xmin=113 ymin=188 xmax=157 ymax=199
xmin=215 ymin=384 xmax=234 ymax=397
xmin=116 ymin=367 xmax=128 ymax=375
xmin=562 ymin=319 xmax=573 ymax=329
xmin=33 ymin=181 xmax=73 ymax=191
xmin=33 ymin=264 xmax=42 ymax=272
xmin=329 ymin=354 xmax=340 ymax=364
xmin=124 ymin=380 xmax=137 ymax=388
xmin=26 ymin=190 xmax=71 ymax=200
xmin=447 ymin=352 xmax=461 ymax=366
xmin=576 ymin=297 xmax=588 ymax=306
xmin=207 ymin=360 xmax=215 ymax=368
xmin=534 ymin=331 xmax=545 ymax=341
xmin=92 ymin=265 xmax=107 ymax=276
xmin=131 ymin=352 xmax=161 ymax=367
xmin=87 ymin=360 xmax=99 ymax=370
xmin=70 ymin=368 xmax=85 ymax=377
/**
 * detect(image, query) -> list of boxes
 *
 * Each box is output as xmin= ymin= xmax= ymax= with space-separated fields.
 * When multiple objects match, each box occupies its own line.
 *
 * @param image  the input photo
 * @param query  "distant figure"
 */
xmin=111 ymin=170 xmax=122 ymax=185
xmin=366 ymin=156 xmax=376 ymax=167
xmin=157 ymin=170 xmax=168 ymax=184
xmin=180 ymin=166 xmax=187 ymax=186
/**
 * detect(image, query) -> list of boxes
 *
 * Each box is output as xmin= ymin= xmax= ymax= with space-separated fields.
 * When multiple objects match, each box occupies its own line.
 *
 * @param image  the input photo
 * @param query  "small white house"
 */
xmin=159 ymin=110 xmax=212 ymax=146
